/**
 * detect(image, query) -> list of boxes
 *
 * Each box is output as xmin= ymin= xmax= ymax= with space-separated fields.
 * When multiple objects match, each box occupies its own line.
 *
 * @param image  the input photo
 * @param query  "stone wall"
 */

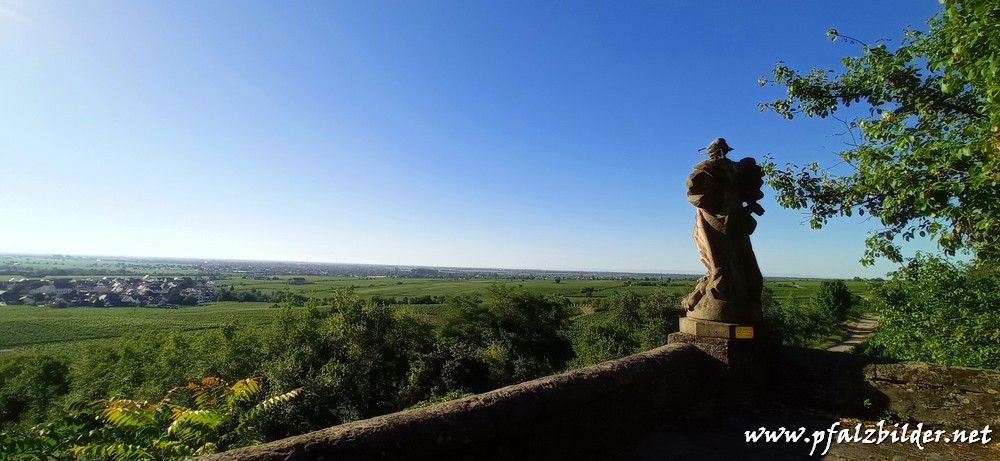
xmin=867 ymin=361 xmax=1000 ymax=429
xmin=773 ymin=347 xmax=1000 ymax=429
xmin=198 ymin=343 xmax=712 ymax=461
xmin=200 ymin=344 xmax=1000 ymax=461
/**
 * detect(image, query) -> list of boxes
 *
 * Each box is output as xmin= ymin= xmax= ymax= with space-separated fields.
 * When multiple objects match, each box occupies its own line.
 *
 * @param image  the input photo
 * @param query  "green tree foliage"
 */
xmin=399 ymin=341 xmax=491 ymax=406
xmin=75 ymin=377 xmax=300 ymax=460
xmin=759 ymin=0 xmax=1000 ymax=264
xmin=763 ymin=296 xmax=837 ymax=349
xmin=69 ymin=332 xmax=219 ymax=406
xmin=573 ymin=289 xmax=684 ymax=365
xmin=1 ymin=376 xmax=301 ymax=461
xmin=52 ymin=289 xmax=435 ymax=440
xmin=863 ymin=255 xmax=1000 ymax=368
xmin=0 ymin=355 xmax=71 ymax=429
xmin=815 ymin=280 xmax=856 ymax=322
xmin=213 ymin=288 xmax=308 ymax=304
xmin=440 ymin=284 xmax=574 ymax=385
xmin=240 ymin=290 xmax=433 ymax=437
xmin=0 ymin=411 xmax=92 ymax=460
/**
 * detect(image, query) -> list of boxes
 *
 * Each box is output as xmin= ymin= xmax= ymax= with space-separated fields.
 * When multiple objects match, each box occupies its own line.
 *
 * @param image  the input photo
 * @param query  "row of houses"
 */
xmin=7 ymin=276 xmax=217 ymax=307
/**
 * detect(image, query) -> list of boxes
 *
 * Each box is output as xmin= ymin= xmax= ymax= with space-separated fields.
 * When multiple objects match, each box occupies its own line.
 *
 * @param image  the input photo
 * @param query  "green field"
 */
xmin=217 ymin=276 xmax=688 ymax=301
xmin=0 ymin=277 xmax=869 ymax=351
xmin=0 ymin=302 xmax=277 ymax=350
xmin=216 ymin=276 xmax=867 ymax=303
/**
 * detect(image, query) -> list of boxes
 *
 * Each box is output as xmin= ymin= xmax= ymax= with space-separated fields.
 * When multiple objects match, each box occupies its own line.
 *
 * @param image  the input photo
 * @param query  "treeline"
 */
xmin=213 ymin=289 xmax=444 ymax=307
xmin=570 ymin=290 xmax=685 ymax=364
xmin=214 ymin=287 xmax=309 ymax=304
xmin=369 ymin=294 xmax=446 ymax=306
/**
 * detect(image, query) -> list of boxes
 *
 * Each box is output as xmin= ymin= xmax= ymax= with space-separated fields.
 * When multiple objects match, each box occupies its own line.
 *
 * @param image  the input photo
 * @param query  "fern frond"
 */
xmin=229 ymin=377 xmax=262 ymax=404
xmin=159 ymin=385 xmax=187 ymax=405
xmin=149 ymin=437 xmax=194 ymax=455
xmin=99 ymin=399 xmax=158 ymax=430
xmin=70 ymin=442 xmax=153 ymax=461
xmin=190 ymin=377 xmax=227 ymax=408
xmin=168 ymin=409 xmax=223 ymax=434
xmin=240 ymin=387 xmax=303 ymax=424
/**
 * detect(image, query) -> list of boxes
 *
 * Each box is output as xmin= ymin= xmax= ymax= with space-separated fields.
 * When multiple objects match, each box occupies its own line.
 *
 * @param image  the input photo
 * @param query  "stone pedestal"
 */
xmin=668 ymin=318 xmax=770 ymax=397
xmin=677 ymin=317 xmax=758 ymax=341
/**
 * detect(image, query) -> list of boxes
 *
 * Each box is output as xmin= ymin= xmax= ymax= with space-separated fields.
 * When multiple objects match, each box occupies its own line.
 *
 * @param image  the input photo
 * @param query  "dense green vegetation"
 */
xmin=1 ymin=278 xmax=865 ymax=450
xmin=570 ymin=290 xmax=685 ymax=365
xmin=1 ymin=376 xmax=301 ymax=460
xmin=760 ymin=0 xmax=1000 ymax=265
xmin=762 ymin=0 xmax=1000 ymax=368
xmin=860 ymin=256 xmax=1000 ymax=369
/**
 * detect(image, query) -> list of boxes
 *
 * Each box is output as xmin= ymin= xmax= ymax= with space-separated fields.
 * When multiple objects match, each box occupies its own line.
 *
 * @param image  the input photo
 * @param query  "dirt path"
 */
xmin=827 ymin=314 xmax=880 ymax=353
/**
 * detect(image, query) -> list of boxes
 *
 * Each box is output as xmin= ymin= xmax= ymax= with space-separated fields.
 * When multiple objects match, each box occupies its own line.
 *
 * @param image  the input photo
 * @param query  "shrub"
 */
xmin=440 ymin=284 xmax=574 ymax=385
xmin=863 ymin=255 xmax=1000 ymax=368
xmin=763 ymin=297 xmax=837 ymax=348
xmin=815 ymin=280 xmax=855 ymax=322
xmin=572 ymin=289 xmax=684 ymax=365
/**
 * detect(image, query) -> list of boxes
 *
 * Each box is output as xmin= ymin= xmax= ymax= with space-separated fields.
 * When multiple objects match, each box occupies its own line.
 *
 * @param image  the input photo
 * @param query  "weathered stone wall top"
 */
xmin=198 ymin=343 xmax=712 ymax=461
xmin=199 ymin=343 xmax=1000 ymax=461
xmin=866 ymin=361 xmax=1000 ymax=429
xmin=773 ymin=346 xmax=1000 ymax=429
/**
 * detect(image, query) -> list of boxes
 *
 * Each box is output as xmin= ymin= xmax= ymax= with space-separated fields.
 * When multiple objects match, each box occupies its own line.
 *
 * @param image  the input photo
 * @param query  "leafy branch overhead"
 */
xmin=758 ymin=0 xmax=1000 ymax=265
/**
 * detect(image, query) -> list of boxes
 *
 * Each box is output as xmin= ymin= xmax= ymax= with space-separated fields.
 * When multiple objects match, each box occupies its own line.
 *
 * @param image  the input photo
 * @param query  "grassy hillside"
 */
xmin=0 ymin=302 xmax=276 ymax=350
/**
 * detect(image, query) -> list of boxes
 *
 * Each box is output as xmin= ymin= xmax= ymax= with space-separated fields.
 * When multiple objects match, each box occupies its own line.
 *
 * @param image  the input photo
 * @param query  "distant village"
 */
xmin=0 ymin=276 xmax=217 ymax=307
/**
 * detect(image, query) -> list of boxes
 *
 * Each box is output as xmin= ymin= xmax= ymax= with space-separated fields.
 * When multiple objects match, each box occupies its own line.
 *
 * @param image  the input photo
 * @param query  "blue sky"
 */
xmin=1 ymin=1 xmax=945 ymax=278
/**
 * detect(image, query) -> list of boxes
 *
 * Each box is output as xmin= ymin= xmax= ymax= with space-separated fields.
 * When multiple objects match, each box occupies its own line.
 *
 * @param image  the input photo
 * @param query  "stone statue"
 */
xmin=683 ymin=138 xmax=765 ymax=324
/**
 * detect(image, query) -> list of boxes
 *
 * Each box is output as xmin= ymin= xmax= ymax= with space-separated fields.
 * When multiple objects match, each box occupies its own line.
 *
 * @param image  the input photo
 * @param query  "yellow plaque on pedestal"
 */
xmin=735 ymin=326 xmax=754 ymax=339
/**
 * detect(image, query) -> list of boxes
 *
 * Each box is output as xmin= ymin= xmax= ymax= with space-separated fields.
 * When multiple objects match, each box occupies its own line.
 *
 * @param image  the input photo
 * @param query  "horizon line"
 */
xmin=1 ymin=250 xmax=855 ymax=280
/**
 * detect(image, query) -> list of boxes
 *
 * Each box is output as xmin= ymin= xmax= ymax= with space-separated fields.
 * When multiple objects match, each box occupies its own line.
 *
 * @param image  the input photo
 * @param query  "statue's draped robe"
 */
xmin=683 ymin=157 xmax=765 ymax=323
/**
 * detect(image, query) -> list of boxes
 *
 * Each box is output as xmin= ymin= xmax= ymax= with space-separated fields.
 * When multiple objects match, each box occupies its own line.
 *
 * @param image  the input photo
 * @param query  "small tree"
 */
xmin=815 ymin=280 xmax=854 ymax=322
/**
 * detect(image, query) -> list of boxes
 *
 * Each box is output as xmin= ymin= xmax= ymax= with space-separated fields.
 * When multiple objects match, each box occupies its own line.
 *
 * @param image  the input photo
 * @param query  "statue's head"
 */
xmin=706 ymin=138 xmax=733 ymax=160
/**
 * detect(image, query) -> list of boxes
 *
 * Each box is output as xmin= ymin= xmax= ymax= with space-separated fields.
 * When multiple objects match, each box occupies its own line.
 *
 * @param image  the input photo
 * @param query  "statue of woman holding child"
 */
xmin=683 ymin=138 xmax=765 ymax=324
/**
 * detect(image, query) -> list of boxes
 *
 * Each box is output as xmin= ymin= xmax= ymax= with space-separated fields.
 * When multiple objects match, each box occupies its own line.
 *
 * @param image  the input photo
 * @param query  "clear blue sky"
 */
xmin=2 ymin=0 xmax=944 ymax=278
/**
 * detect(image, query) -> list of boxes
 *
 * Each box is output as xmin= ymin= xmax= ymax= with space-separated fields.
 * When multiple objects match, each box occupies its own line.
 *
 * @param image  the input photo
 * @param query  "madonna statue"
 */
xmin=683 ymin=138 xmax=765 ymax=324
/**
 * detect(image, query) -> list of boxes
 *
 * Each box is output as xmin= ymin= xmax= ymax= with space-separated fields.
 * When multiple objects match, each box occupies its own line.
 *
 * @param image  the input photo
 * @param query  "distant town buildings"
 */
xmin=2 ymin=276 xmax=216 ymax=307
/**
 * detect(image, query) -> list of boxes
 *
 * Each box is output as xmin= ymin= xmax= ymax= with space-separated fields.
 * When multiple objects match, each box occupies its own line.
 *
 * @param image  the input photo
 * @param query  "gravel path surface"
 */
xmin=827 ymin=314 xmax=880 ymax=353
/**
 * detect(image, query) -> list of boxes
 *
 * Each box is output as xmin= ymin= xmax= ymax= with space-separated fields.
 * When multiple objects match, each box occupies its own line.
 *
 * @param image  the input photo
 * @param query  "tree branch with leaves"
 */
xmin=759 ymin=0 xmax=1000 ymax=265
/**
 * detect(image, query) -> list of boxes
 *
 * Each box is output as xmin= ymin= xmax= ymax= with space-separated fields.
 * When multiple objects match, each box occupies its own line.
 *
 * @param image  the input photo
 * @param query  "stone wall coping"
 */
xmin=198 ymin=342 xmax=711 ymax=461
